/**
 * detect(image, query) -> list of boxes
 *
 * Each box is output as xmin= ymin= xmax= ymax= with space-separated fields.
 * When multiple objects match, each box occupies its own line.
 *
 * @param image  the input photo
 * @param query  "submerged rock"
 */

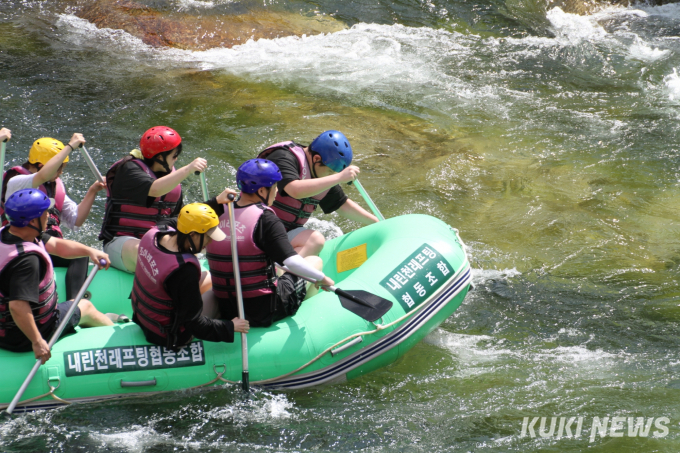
xmin=548 ymin=0 xmax=670 ymax=15
xmin=74 ymin=0 xmax=347 ymax=50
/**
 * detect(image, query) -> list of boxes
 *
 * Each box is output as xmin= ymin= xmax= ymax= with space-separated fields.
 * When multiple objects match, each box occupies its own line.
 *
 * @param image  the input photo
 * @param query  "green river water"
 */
xmin=3 ymin=0 xmax=680 ymax=451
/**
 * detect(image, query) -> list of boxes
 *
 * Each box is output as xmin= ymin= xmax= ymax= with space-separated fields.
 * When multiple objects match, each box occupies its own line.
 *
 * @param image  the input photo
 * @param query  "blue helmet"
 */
xmin=236 ymin=159 xmax=283 ymax=194
xmin=309 ymin=130 xmax=353 ymax=173
xmin=4 ymin=189 xmax=53 ymax=227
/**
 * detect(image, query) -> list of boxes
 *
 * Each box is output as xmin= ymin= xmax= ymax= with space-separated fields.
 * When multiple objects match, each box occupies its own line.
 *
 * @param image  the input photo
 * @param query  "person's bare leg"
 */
xmin=291 ymin=230 xmax=325 ymax=257
xmin=199 ymin=270 xmax=212 ymax=295
xmin=121 ymin=238 xmax=141 ymax=273
xmin=77 ymin=299 xmax=114 ymax=327
xmin=302 ymin=256 xmax=324 ymax=300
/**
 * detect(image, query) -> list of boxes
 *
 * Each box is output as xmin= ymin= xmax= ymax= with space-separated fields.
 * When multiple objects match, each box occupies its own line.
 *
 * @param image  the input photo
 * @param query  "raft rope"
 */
xmin=4 ymin=377 xmax=71 ymax=410
xmin=203 ymin=259 xmax=471 ymax=388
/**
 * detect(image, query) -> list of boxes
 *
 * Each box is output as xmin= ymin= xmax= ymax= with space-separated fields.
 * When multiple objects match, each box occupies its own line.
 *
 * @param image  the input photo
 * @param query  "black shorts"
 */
xmin=274 ymin=272 xmax=307 ymax=319
xmin=55 ymin=300 xmax=81 ymax=337
xmin=216 ymin=273 xmax=307 ymax=327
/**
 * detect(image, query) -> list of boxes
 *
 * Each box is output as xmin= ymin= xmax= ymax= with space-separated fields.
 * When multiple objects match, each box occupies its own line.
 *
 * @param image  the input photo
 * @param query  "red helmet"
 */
xmin=139 ymin=126 xmax=182 ymax=159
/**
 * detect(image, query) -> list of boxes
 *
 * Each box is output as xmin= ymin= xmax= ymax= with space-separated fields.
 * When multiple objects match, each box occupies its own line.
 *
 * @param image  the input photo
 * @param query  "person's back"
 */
xmin=131 ymin=203 xmax=248 ymax=350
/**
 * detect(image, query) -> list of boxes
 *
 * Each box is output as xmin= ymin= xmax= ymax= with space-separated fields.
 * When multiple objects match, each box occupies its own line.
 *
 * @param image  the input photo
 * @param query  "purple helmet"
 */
xmin=5 ymin=189 xmax=53 ymax=227
xmin=236 ymin=159 xmax=282 ymax=193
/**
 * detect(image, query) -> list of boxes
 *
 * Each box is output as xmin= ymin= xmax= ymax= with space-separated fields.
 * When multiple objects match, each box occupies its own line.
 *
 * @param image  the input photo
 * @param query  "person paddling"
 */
xmin=98 ymin=126 xmax=207 ymax=273
xmin=258 ymin=130 xmax=378 ymax=257
xmin=1 ymin=134 xmax=106 ymax=300
xmin=0 ymin=189 xmax=115 ymax=364
xmin=203 ymin=159 xmax=334 ymax=328
xmin=131 ymin=203 xmax=249 ymax=350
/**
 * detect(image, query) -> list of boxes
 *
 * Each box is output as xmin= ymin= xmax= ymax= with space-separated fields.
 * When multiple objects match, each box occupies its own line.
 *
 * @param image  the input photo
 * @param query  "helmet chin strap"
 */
xmin=154 ymin=154 xmax=172 ymax=174
xmin=28 ymin=216 xmax=45 ymax=238
xmin=187 ymin=233 xmax=205 ymax=254
xmin=256 ymin=187 xmax=271 ymax=206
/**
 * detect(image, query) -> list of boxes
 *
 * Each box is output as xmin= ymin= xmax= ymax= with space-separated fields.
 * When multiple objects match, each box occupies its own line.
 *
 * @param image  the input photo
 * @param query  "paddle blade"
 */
xmin=336 ymin=290 xmax=393 ymax=322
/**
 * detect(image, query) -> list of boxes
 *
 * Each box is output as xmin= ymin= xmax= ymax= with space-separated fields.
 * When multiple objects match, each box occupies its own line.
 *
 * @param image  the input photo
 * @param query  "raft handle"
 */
xmin=331 ymin=336 xmax=363 ymax=357
xmin=120 ymin=378 xmax=157 ymax=388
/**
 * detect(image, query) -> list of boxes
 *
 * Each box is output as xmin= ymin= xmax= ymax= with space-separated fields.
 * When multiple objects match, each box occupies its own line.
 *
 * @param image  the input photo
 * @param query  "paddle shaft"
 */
xmin=227 ymin=193 xmax=249 ymax=391
xmin=5 ymin=259 xmax=106 ymax=415
xmin=194 ymin=171 xmax=209 ymax=202
xmin=274 ymin=264 xmax=375 ymax=309
xmin=78 ymin=144 xmax=104 ymax=184
xmin=0 ymin=139 xmax=7 ymax=208
xmin=351 ymin=179 xmax=385 ymax=221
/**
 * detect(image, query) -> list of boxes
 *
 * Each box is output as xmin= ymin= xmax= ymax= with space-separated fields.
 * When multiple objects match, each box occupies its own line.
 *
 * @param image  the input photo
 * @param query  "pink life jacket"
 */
xmin=0 ymin=228 xmax=58 ymax=338
xmin=258 ymin=142 xmax=330 ymax=232
xmin=130 ymin=227 xmax=201 ymax=348
xmin=99 ymin=157 xmax=182 ymax=242
xmin=205 ymin=203 xmax=277 ymax=300
xmin=1 ymin=166 xmax=66 ymax=237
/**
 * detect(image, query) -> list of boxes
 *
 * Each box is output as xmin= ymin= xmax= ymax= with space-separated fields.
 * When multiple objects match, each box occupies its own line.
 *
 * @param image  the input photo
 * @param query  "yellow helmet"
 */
xmin=177 ymin=203 xmax=226 ymax=241
xmin=28 ymin=138 xmax=69 ymax=165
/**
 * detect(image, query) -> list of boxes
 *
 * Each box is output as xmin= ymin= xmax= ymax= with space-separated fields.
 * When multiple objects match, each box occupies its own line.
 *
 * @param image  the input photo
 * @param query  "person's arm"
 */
xmin=32 ymin=133 xmax=85 ymax=188
xmin=336 ymin=198 xmax=378 ymax=225
xmin=284 ymin=165 xmax=360 ymax=199
xmin=148 ymin=158 xmax=207 ymax=197
xmin=9 ymin=300 xmax=51 ymax=363
xmin=43 ymin=237 xmax=110 ymax=269
xmin=75 ymin=179 xmax=107 ymax=227
xmin=167 ymin=265 xmax=244 ymax=342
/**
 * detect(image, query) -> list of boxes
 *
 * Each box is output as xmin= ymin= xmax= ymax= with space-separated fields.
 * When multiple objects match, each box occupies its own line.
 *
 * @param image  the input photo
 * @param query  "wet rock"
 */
xmin=75 ymin=0 xmax=347 ymax=50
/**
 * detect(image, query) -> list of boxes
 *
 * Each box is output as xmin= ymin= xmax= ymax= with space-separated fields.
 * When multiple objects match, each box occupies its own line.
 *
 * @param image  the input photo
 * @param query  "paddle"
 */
xmin=226 ymin=193 xmax=250 ymax=392
xmin=349 ymin=178 xmax=385 ymax=221
xmin=0 ymin=136 xmax=8 ymax=208
xmin=275 ymin=264 xmax=393 ymax=322
xmin=5 ymin=259 xmax=107 ymax=415
xmin=77 ymin=144 xmax=104 ymax=184
xmin=194 ymin=171 xmax=209 ymax=202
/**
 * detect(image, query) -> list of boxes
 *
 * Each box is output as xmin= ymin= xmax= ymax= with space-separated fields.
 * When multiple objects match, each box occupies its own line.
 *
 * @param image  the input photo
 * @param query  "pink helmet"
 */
xmin=139 ymin=126 xmax=182 ymax=159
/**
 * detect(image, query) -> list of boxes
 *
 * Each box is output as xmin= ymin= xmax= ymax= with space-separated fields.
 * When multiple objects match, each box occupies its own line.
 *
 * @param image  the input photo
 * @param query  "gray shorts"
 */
xmin=103 ymin=236 xmax=138 ymax=273
xmin=287 ymin=227 xmax=308 ymax=242
xmin=55 ymin=300 xmax=81 ymax=336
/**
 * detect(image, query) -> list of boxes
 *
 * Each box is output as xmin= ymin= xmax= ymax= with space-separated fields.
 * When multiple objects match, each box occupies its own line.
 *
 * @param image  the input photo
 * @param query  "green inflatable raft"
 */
xmin=0 ymin=214 xmax=471 ymax=412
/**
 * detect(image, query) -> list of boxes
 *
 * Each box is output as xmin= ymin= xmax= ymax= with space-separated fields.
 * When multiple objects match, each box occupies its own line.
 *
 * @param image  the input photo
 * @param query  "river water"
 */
xmin=2 ymin=0 xmax=680 ymax=451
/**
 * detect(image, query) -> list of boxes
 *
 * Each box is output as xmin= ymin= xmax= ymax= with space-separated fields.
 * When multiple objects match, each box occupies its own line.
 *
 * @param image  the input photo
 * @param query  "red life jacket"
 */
xmin=99 ymin=157 xmax=182 ymax=242
xmin=258 ymin=142 xmax=330 ymax=232
xmin=1 ymin=166 xmax=66 ymax=237
xmin=0 ymin=228 xmax=58 ymax=338
xmin=205 ymin=203 xmax=277 ymax=301
xmin=130 ymin=227 xmax=201 ymax=348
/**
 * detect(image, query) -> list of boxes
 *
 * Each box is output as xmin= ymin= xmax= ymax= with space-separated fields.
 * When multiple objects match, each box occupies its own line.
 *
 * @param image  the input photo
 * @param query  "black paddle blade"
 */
xmin=335 ymin=289 xmax=393 ymax=322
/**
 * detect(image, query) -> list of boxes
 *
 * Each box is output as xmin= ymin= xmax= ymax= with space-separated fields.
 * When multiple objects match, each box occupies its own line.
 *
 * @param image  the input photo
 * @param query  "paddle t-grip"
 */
xmin=228 ymin=193 xmax=235 ymax=201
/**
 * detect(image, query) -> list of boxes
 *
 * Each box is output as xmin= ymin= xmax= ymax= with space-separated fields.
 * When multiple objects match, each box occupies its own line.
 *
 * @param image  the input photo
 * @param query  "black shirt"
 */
xmin=0 ymin=229 xmax=56 ymax=352
xmin=102 ymin=159 xmax=183 ymax=243
xmin=205 ymin=199 xmax=298 ymax=327
xmin=264 ymin=147 xmax=348 ymax=213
